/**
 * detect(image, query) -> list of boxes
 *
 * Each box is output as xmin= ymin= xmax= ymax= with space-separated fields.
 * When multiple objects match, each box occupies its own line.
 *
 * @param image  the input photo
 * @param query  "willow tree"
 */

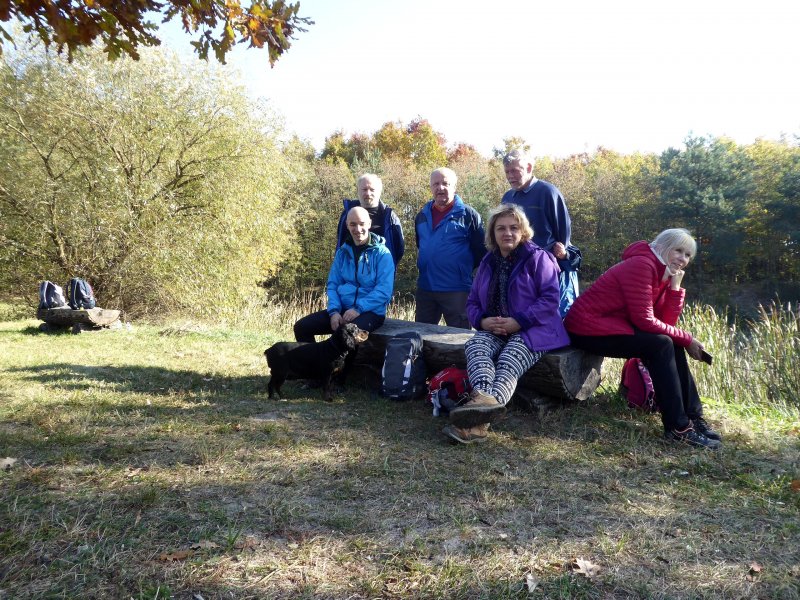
xmin=0 ymin=41 xmax=297 ymax=316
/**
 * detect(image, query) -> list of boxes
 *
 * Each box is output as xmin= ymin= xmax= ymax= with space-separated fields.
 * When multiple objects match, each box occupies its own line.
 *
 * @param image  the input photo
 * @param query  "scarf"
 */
xmin=486 ymin=248 xmax=518 ymax=317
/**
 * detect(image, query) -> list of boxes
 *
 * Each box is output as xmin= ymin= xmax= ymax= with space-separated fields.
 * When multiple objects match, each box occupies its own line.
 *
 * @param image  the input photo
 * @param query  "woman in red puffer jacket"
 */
xmin=564 ymin=228 xmax=721 ymax=449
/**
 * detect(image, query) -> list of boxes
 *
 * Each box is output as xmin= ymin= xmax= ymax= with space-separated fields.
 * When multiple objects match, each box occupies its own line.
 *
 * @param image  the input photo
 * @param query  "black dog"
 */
xmin=265 ymin=323 xmax=369 ymax=402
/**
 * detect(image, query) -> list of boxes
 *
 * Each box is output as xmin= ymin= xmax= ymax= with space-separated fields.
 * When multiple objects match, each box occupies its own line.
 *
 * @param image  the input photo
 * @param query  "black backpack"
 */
xmin=38 ymin=280 xmax=68 ymax=309
xmin=68 ymin=278 xmax=96 ymax=310
xmin=380 ymin=332 xmax=427 ymax=401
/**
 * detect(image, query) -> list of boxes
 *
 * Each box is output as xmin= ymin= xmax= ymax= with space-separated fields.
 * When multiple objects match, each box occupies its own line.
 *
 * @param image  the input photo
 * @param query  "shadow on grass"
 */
xmin=2 ymin=366 xmax=799 ymax=599
xmin=7 ymin=362 xmax=267 ymax=397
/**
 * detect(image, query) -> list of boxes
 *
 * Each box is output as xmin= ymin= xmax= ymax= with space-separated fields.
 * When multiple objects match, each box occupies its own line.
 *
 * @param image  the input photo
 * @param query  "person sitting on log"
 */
xmin=444 ymin=204 xmax=569 ymax=444
xmin=294 ymin=206 xmax=395 ymax=382
xmin=564 ymin=228 xmax=721 ymax=449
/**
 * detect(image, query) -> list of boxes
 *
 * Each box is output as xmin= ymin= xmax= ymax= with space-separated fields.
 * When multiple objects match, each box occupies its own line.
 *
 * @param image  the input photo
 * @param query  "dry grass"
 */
xmin=1 ymin=311 xmax=798 ymax=600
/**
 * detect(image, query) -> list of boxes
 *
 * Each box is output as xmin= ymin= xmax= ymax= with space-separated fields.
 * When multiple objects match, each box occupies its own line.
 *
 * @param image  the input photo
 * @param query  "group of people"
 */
xmin=292 ymin=150 xmax=721 ymax=451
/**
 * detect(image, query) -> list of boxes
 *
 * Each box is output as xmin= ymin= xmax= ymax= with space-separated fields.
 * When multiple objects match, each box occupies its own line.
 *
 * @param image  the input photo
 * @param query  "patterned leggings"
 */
xmin=465 ymin=332 xmax=544 ymax=406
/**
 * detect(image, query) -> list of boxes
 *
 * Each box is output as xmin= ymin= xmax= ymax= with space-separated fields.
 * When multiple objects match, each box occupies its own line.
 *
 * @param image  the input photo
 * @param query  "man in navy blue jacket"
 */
xmin=414 ymin=167 xmax=485 ymax=328
xmin=501 ymin=149 xmax=580 ymax=317
xmin=336 ymin=173 xmax=404 ymax=268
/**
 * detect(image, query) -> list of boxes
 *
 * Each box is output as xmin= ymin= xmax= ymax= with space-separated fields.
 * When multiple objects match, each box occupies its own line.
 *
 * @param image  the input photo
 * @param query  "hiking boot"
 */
xmin=664 ymin=425 xmax=721 ymax=450
xmin=442 ymin=423 xmax=490 ymax=444
xmin=692 ymin=417 xmax=721 ymax=441
xmin=448 ymin=389 xmax=506 ymax=428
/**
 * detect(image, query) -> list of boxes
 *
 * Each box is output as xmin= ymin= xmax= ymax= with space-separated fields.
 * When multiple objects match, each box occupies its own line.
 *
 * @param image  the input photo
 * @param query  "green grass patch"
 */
xmin=1 ymin=314 xmax=798 ymax=599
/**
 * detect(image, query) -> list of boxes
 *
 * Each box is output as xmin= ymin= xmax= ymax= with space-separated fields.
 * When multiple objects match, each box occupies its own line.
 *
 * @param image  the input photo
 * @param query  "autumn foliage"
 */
xmin=0 ymin=0 xmax=312 ymax=63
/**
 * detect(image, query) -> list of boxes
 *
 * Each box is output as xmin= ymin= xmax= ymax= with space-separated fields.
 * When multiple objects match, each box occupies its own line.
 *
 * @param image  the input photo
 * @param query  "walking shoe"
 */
xmin=664 ymin=425 xmax=721 ymax=450
xmin=448 ymin=389 xmax=506 ymax=428
xmin=692 ymin=417 xmax=721 ymax=441
xmin=442 ymin=423 xmax=490 ymax=444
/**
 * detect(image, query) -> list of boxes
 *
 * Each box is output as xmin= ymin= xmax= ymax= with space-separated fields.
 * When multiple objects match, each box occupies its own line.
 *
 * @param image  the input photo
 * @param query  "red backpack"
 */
xmin=428 ymin=366 xmax=472 ymax=416
xmin=619 ymin=358 xmax=658 ymax=412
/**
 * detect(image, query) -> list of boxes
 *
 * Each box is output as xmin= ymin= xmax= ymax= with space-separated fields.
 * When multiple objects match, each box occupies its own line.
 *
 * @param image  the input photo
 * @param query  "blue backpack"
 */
xmin=68 ymin=278 xmax=96 ymax=310
xmin=38 ymin=281 xmax=68 ymax=309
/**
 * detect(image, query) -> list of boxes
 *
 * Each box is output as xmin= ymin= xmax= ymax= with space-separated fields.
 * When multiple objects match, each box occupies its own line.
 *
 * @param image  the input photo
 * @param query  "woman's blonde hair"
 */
xmin=485 ymin=204 xmax=533 ymax=252
xmin=651 ymin=228 xmax=697 ymax=261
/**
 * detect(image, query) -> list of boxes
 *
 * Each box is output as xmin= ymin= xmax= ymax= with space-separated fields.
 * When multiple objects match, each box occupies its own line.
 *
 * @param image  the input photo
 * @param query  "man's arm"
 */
xmin=467 ymin=207 xmax=486 ymax=268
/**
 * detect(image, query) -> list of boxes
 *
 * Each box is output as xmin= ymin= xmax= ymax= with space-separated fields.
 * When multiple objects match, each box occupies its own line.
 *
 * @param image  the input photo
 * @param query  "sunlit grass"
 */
xmin=0 ymin=301 xmax=798 ymax=598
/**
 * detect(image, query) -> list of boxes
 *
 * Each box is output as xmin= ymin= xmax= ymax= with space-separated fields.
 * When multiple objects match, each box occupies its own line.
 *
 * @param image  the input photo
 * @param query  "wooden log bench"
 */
xmin=351 ymin=318 xmax=603 ymax=411
xmin=37 ymin=307 xmax=122 ymax=334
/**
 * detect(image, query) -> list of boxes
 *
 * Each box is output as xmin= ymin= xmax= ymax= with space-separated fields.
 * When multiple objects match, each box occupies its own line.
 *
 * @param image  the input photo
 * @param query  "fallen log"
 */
xmin=37 ymin=307 xmax=121 ymax=333
xmin=352 ymin=318 xmax=603 ymax=410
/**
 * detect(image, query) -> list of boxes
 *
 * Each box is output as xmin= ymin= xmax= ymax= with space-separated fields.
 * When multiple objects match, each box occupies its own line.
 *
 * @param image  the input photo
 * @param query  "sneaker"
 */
xmin=664 ymin=425 xmax=721 ymax=450
xmin=442 ymin=423 xmax=490 ymax=444
xmin=449 ymin=389 xmax=506 ymax=428
xmin=692 ymin=417 xmax=721 ymax=441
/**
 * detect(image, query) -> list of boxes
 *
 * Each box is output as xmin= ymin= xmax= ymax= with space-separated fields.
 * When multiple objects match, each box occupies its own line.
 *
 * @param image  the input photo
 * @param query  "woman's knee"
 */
xmin=647 ymin=334 xmax=675 ymax=358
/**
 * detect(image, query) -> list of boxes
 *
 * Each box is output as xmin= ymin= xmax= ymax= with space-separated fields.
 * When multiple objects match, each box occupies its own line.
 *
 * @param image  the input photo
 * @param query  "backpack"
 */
xmin=428 ymin=366 xmax=472 ymax=416
xmin=38 ymin=281 xmax=67 ymax=309
xmin=67 ymin=277 xmax=96 ymax=310
xmin=619 ymin=358 xmax=658 ymax=412
xmin=380 ymin=332 xmax=427 ymax=401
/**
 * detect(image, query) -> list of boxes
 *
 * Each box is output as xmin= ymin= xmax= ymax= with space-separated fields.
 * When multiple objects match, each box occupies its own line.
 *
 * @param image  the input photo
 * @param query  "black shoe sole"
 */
xmin=664 ymin=433 xmax=721 ymax=450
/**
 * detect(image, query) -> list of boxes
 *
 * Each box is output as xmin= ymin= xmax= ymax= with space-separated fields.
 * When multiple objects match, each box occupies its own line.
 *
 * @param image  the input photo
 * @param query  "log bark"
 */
xmin=352 ymin=318 xmax=603 ymax=409
xmin=37 ymin=307 xmax=121 ymax=327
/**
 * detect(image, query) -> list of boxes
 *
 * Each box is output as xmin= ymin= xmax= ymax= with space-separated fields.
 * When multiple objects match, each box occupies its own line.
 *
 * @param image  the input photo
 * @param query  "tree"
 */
xmin=492 ymin=136 xmax=530 ymax=160
xmin=0 ymin=42 xmax=298 ymax=315
xmin=0 ymin=0 xmax=312 ymax=64
xmin=657 ymin=136 xmax=754 ymax=284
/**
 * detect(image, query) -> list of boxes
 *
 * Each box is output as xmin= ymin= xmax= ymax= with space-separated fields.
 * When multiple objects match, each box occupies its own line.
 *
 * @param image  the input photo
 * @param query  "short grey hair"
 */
xmin=357 ymin=173 xmax=383 ymax=192
xmin=502 ymin=148 xmax=534 ymax=168
xmin=651 ymin=228 xmax=697 ymax=260
xmin=485 ymin=203 xmax=533 ymax=252
xmin=430 ymin=167 xmax=457 ymax=186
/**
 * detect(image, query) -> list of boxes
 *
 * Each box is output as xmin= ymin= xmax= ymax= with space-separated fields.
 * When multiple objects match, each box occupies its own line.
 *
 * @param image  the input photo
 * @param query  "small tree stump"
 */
xmin=352 ymin=318 xmax=603 ymax=410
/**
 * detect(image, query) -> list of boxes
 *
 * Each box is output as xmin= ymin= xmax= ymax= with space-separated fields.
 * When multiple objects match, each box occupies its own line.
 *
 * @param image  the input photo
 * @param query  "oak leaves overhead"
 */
xmin=0 ymin=1 xmax=312 ymax=64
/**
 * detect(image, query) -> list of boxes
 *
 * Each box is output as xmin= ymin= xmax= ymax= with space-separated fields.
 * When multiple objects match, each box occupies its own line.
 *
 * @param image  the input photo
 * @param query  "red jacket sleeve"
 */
xmin=623 ymin=258 xmax=693 ymax=347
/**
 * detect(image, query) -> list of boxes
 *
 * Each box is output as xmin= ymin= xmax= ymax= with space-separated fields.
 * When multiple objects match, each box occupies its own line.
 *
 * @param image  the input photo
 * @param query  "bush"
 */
xmin=0 ymin=41 xmax=297 ymax=317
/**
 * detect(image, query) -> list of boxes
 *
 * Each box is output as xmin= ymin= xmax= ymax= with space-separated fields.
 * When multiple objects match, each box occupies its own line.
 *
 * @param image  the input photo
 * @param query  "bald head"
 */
xmin=347 ymin=206 xmax=372 ymax=246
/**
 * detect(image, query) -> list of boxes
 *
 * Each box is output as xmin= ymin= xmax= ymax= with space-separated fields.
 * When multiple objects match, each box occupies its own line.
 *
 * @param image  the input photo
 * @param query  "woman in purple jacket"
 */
xmin=444 ymin=204 xmax=570 ymax=444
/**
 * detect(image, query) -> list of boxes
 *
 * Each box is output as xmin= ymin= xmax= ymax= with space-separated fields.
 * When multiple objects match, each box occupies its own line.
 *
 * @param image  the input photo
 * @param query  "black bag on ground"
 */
xmin=380 ymin=332 xmax=427 ymax=400
xmin=38 ymin=280 xmax=67 ymax=309
xmin=67 ymin=277 xmax=96 ymax=310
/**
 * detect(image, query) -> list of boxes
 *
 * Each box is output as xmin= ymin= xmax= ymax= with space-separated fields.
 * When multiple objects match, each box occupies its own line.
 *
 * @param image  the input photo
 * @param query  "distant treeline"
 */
xmin=2 ymin=42 xmax=798 ymax=316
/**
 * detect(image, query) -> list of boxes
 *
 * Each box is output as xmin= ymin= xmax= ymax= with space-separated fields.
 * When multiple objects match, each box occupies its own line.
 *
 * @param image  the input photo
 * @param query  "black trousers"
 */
xmin=568 ymin=330 xmax=703 ymax=431
xmin=293 ymin=309 xmax=386 ymax=343
xmin=293 ymin=309 xmax=386 ymax=384
xmin=414 ymin=289 xmax=470 ymax=329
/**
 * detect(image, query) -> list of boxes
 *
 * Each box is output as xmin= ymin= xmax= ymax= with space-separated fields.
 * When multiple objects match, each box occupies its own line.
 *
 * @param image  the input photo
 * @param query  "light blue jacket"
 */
xmin=327 ymin=233 xmax=395 ymax=317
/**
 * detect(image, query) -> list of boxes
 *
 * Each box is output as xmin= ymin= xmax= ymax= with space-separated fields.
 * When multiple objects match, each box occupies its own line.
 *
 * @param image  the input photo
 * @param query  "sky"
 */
xmin=159 ymin=0 xmax=800 ymax=158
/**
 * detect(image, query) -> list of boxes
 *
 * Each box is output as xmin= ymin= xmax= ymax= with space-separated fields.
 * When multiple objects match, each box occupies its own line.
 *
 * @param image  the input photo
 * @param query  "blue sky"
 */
xmin=159 ymin=0 xmax=800 ymax=157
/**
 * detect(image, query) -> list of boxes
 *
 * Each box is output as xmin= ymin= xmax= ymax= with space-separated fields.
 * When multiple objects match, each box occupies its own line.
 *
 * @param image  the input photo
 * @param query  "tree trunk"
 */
xmin=351 ymin=318 xmax=603 ymax=411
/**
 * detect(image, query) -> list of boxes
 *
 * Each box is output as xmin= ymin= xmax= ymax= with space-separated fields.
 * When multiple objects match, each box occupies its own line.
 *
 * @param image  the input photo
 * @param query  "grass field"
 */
xmin=1 ymin=308 xmax=799 ymax=599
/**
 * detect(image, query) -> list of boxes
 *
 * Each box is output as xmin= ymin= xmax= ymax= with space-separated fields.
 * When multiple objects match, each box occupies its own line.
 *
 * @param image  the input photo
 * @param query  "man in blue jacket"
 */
xmin=335 ymin=173 xmax=405 ymax=268
xmin=414 ymin=167 xmax=485 ymax=328
xmin=501 ymin=149 xmax=580 ymax=317
xmin=294 ymin=206 xmax=395 ymax=342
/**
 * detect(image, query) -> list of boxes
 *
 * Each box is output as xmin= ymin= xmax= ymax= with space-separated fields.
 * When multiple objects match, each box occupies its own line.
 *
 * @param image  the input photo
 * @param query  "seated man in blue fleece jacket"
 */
xmin=294 ymin=206 xmax=395 ymax=342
